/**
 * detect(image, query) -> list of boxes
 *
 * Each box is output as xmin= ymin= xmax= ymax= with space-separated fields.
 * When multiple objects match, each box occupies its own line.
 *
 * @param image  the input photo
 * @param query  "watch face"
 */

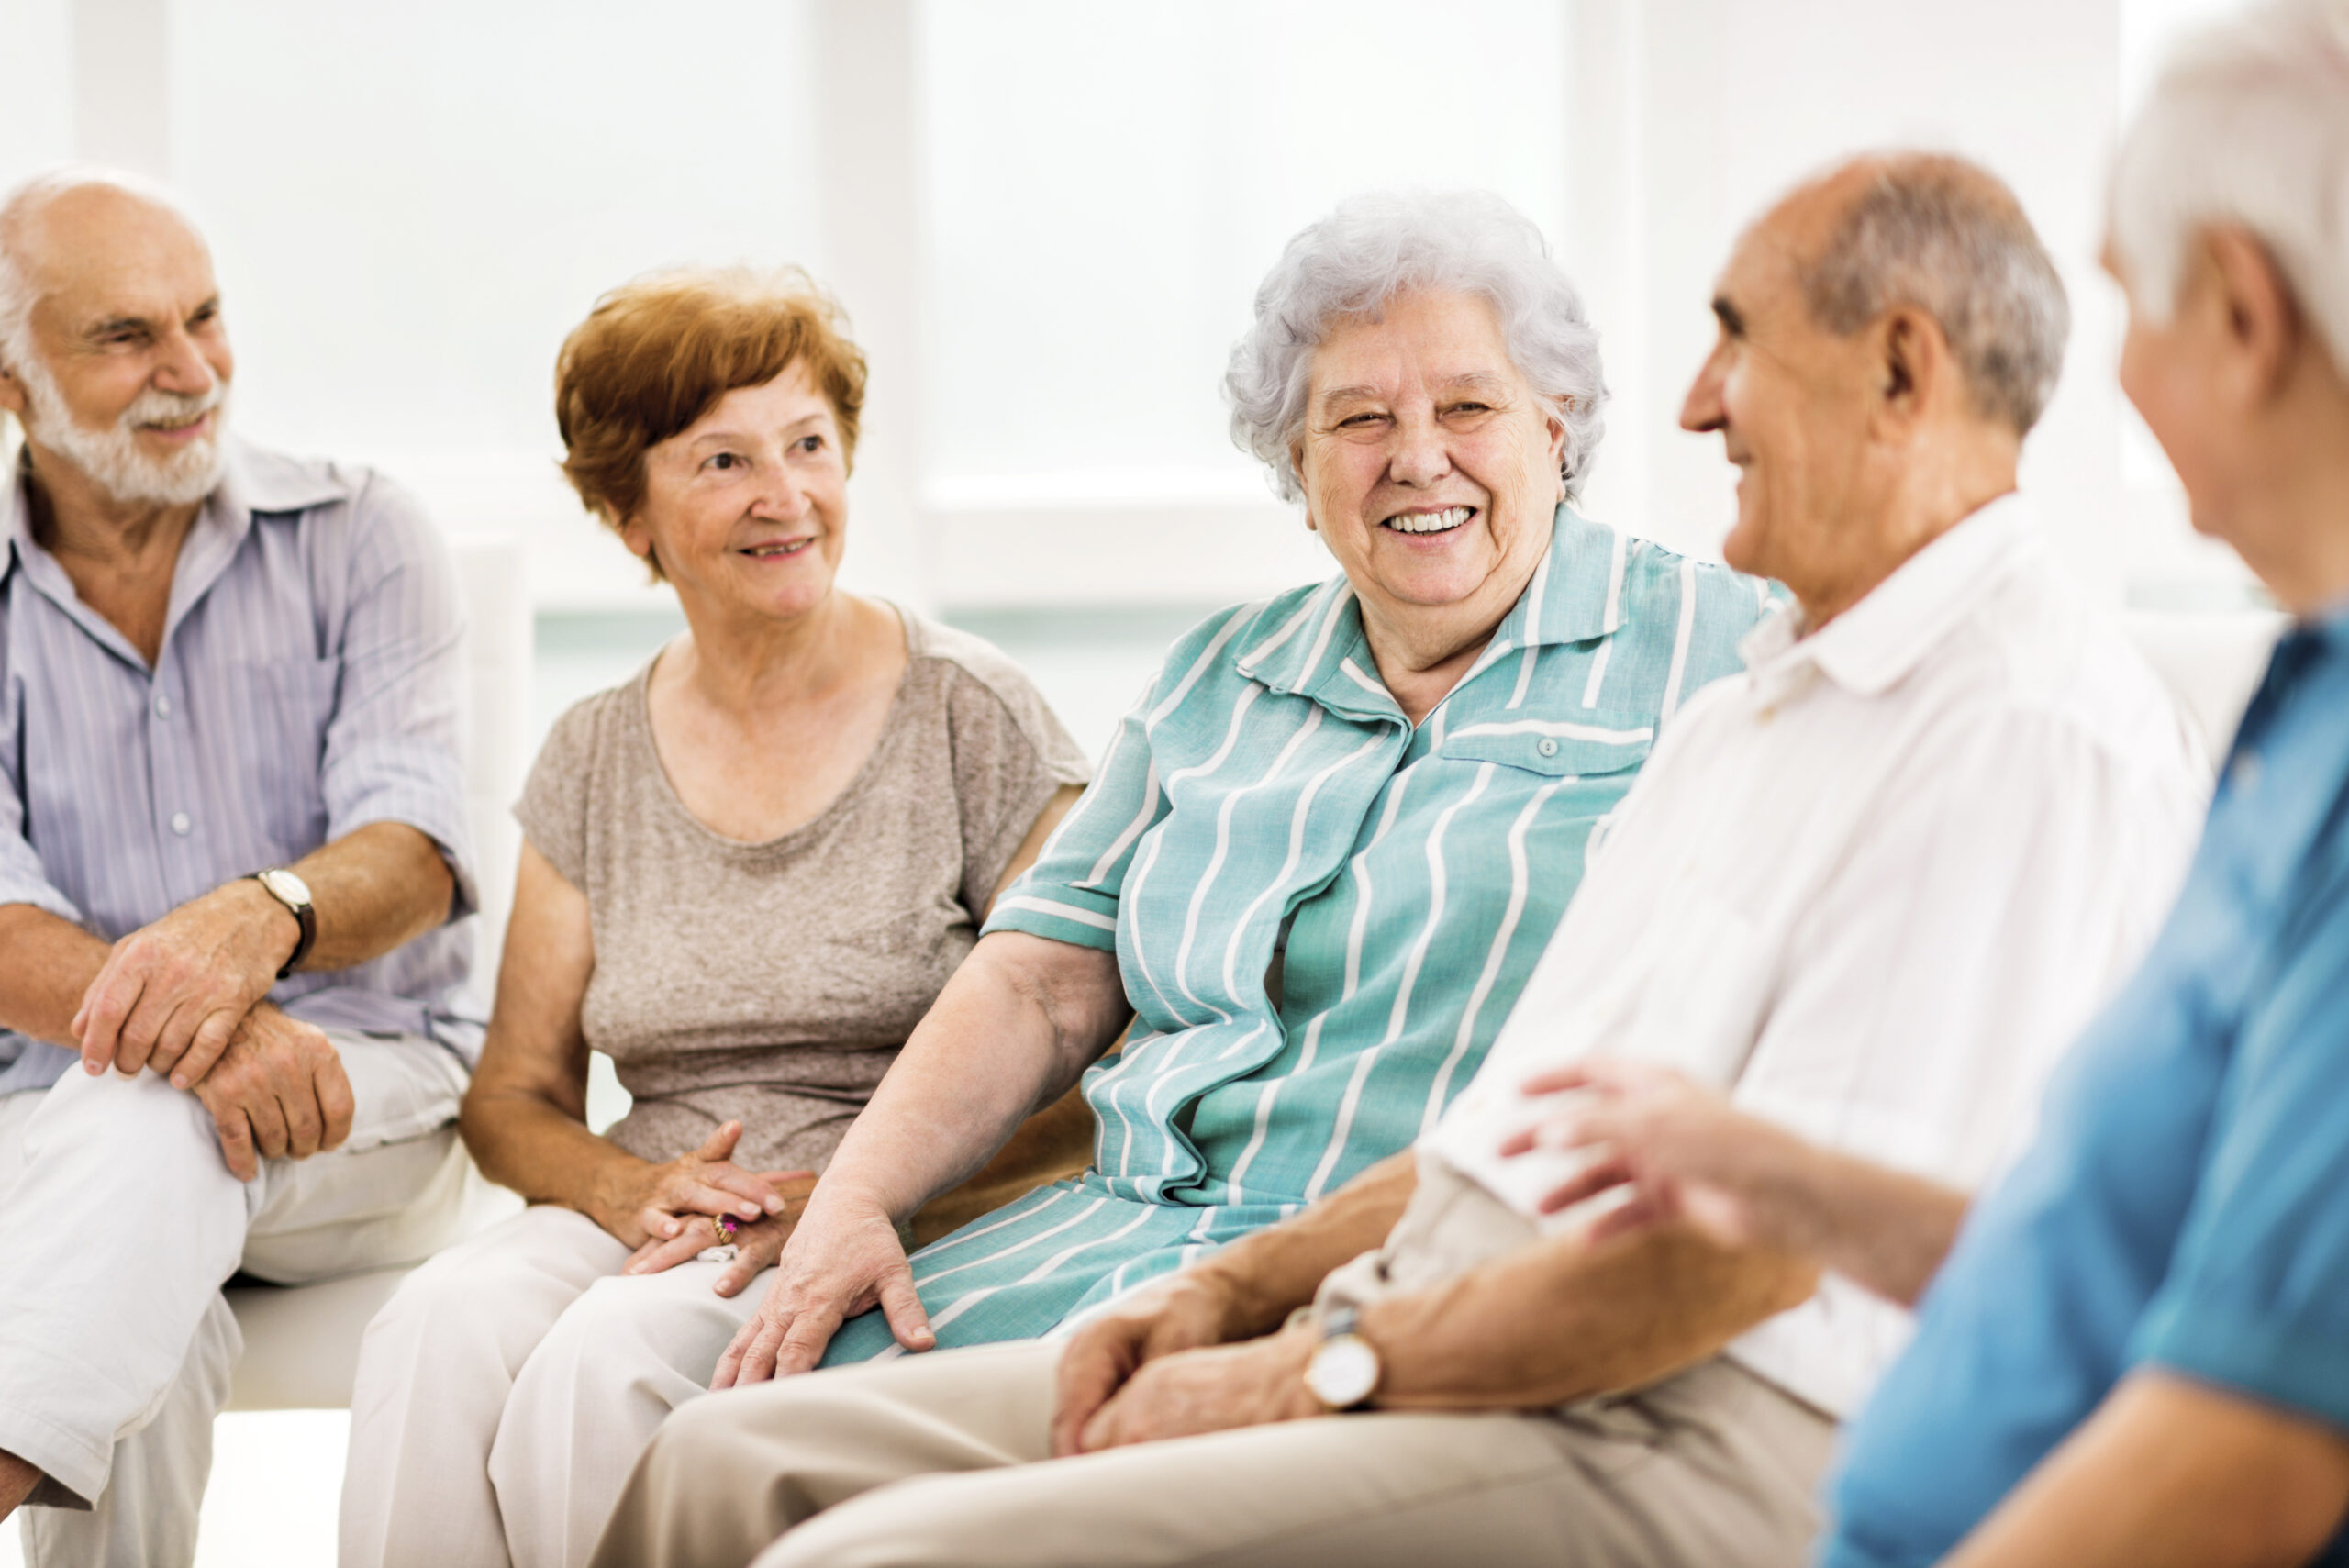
xmin=259 ymin=868 xmax=312 ymax=907
xmin=1307 ymin=1334 xmax=1381 ymax=1409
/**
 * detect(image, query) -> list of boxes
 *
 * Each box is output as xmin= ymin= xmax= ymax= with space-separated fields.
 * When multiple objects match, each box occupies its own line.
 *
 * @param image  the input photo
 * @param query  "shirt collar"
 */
xmin=1236 ymin=501 xmax=1626 ymax=704
xmin=1743 ymin=492 xmax=2042 ymax=699
xmin=2 ymin=437 xmax=351 ymax=667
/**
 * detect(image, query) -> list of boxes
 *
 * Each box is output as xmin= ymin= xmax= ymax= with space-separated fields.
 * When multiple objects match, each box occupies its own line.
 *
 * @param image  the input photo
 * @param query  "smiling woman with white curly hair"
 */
xmin=686 ymin=185 xmax=1776 ymax=1401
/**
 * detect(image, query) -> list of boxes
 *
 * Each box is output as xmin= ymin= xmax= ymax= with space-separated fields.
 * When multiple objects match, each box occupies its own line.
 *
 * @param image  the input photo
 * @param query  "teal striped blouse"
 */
xmin=824 ymin=505 xmax=1768 ymax=1363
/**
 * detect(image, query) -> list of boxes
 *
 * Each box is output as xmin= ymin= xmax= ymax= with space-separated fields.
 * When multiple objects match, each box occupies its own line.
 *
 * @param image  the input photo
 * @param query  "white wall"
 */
xmin=6 ymin=0 xmax=2260 ymax=622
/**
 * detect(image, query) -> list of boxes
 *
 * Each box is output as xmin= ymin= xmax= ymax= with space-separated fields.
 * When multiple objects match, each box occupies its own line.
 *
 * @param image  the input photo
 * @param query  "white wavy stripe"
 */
xmin=1305 ymin=1048 xmax=1382 ymax=1201
xmin=1171 ymin=700 xmax=1316 ymax=1023
xmin=1308 ymin=762 xmax=1496 ymax=1199
xmin=916 ymin=1202 xmax=1164 ymax=1339
xmin=1580 ymin=638 xmax=1614 ymax=708
xmin=1115 ymin=826 xmax=1181 ymax=1029
xmin=911 ymin=1195 xmax=1110 ymax=1290
xmin=1219 ymin=726 xmax=1376 ymax=1005
xmin=1506 ymin=549 xmax=1554 ymax=711
xmin=1449 ymin=717 xmax=1653 ymax=744
xmin=1419 ymin=776 xmax=1570 ymax=1134
xmin=1148 ymin=602 xmax=1261 ymax=730
xmin=1344 ymin=762 xmax=1420 ymax=996
xmin=1093 ymin=1032 xmax=1152 ymax=1179
xmin=1224 ymin=1009 xmax=1328 ymax=1205
xmin=908 ymin=1185 xmax=1075 ymax=1266
xmin=1104 ymin=1027 xmax=1187 ymax=1181
xmin=1078 ymin=757 xmax=1161 ymax=890
xmin=1235 ymin=584 xmax=1329 ymax=673
xmin=1292 ymin=580 xmax=1357 ymax=690
xmin=1337 ymin=657 xmax=1388 ymax=703
xmin=1661 ymin=557 xmax=1698 ymax=720
xmin=1382 ymin=762 xmax=1495 ymax=1041
xmin=993 ymin=895 xmax=1118 ymax=932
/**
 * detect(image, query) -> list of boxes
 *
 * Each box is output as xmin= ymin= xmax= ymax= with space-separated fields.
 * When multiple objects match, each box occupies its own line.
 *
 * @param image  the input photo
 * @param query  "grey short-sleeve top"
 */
xmin=515 ymin=607 xmax=1091 ymax=1173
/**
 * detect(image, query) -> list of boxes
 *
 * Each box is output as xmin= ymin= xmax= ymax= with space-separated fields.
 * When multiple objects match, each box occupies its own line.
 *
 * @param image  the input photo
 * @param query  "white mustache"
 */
xmin=119 ymin=382 xmax=225 ymax=432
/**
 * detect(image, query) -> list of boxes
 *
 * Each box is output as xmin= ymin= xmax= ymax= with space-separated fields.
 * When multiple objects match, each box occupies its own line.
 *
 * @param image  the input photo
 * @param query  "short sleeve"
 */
xmin=320 ymin=475 xmax=478 ymax=916
xmin=513 ymin=693 xmax=605 ymax=892
xmin=2130 ymin=840 xmax=2349 ymax=1429
xmin=981 ymin=662 xmax=1169 ymax=953
xmin=931 ymin=639 xmax=1092 ymax=917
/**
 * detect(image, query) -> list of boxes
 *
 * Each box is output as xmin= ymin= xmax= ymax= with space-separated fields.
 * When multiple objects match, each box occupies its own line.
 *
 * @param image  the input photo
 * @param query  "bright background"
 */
xmin=0 ymin=0 xmax=2245 ymax=1562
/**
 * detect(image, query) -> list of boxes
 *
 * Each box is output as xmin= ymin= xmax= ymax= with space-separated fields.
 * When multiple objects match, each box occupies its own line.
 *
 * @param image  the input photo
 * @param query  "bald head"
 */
xmin=0 ymin=169 xmax=211 ymax=368
xmin=1779 ymin=152 xmax=2069 ymax=436
xmin=0 ymin=167 xmax=232 ymax=508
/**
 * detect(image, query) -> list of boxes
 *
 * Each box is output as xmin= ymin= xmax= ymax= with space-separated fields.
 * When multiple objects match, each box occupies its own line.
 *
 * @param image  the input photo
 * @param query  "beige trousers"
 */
xmin=590 ymin=1335 xmax=1835 ymax=1568
xmin=340 ymin=1203 xmax=770 ymax=1568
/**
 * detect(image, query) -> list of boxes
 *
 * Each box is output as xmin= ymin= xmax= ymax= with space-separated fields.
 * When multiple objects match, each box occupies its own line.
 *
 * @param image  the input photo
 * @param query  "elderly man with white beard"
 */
xmin=0 ymin=168 xmax=483 ymax=1566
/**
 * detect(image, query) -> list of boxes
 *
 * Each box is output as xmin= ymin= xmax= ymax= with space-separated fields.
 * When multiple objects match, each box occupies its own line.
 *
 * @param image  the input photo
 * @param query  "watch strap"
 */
xmin=249 ymin=872 xmax=317 ymax=979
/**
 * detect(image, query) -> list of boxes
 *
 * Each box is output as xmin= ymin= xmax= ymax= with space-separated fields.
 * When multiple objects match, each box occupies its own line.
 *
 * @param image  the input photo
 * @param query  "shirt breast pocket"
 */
xmin=233 ymin=656 xmax=340 ymax=855
xmin=1441 ymin=715 xmax=1655 ymax=784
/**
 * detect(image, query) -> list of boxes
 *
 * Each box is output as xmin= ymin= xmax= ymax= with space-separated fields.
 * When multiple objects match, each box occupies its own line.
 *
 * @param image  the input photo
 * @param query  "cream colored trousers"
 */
xmin=590 ymin=1336 xmax=1836 ymax=1568
xmin=340 ymin=1202 xmax=770 ymax=1568
xmin=0 ymin=1035 xmax=471 ymax=1568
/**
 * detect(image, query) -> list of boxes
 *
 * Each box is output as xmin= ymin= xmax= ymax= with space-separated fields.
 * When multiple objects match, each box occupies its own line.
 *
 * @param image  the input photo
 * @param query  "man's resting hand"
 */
xmin=1051 ymin=1270 xmax=1255 ymax=1456
xmin=73 ymin=878 xmax=297 ymax=1086
xmin=193 ymin=1006 xmax=355 ymax=1183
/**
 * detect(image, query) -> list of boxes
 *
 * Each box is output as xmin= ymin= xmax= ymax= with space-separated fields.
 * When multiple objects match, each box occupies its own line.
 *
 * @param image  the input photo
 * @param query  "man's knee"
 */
xmin=25 ymin=1069 xmax=220 ymax=1171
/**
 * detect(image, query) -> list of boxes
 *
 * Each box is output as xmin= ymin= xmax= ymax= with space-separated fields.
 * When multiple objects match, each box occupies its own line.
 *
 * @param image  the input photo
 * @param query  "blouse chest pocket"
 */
xmin=1440 ymin=714 xmax=1655 ymax=779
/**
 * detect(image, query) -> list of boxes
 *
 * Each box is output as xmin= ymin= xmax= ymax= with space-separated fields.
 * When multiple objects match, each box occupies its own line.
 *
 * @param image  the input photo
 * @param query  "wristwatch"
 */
xmin=1303 ymin=1305 xmax=1383 ymax=1411
xmin=246 ymin=867 xmax=317 ymax=979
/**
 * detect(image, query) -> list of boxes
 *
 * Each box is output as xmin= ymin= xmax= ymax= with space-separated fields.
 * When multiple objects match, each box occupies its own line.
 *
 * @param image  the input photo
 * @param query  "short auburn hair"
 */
xmin=554 ymin=266 xmax=867 ymax=576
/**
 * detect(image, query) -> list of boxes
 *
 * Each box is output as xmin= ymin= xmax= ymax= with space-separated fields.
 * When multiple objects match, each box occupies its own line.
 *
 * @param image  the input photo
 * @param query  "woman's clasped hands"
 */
xmin=587 ymin=1120 xmax=817 ymax=1294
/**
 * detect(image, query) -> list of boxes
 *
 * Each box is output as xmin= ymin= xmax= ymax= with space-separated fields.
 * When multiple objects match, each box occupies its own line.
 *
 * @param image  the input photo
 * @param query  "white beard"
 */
xmin=14 ymin=350 xmax=230 ymax=508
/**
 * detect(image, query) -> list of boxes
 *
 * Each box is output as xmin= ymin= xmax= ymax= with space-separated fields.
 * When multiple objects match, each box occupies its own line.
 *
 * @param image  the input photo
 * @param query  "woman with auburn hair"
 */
xmin=338 ymin=266 xmax=1093 ymax=1568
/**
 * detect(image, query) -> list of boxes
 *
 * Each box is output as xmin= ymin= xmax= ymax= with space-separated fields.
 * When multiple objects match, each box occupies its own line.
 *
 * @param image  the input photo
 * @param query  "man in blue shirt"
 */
xmin=1504 ymin=2 xmax=2349 ymax=1562
xmin=0 ymin=169 xmax=483 ymax=1564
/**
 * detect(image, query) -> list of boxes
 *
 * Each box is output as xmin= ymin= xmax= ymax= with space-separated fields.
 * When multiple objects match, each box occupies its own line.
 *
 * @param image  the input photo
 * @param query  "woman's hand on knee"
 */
xmin=708 ymin=1194 xmax=930 ymax=1388
xmin=620 ymin=1171 xmax=817 ymax=1282
xmin=590 ymin=1122 xmax=808 ymax=1249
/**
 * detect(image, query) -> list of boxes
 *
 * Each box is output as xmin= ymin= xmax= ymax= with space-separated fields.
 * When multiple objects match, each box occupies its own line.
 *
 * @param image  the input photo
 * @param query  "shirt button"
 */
xmin=1536 ymin=738 xmax=1560 ymax=757
xmin=153 ymin=694 xmax=172 ymax=719
xmin=169 ymin=812 xmax=192 ymax=836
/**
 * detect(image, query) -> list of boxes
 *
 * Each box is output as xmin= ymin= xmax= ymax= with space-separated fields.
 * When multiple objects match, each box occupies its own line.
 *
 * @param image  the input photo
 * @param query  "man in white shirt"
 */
xmin=590 ymin=151 xmax=2208 ymax=1568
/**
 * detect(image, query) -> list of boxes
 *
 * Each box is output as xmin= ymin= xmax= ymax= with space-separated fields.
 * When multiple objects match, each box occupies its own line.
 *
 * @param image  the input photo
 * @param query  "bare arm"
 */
xmin=714 ymin=927 xmax=1129 ymax=1385
xmin=461 ymin=843 xmax=796 ymax=1249
xmin=1942 ymin=1371 xmax=2349 ymax=1568
xmin=1510 ymin=1059 xmax=1967 ymax=1307
xmin=1049 ymin=1150 xmax=1419 ymax=1453
xmin=1074 ymin=1210 xmax=1819 ymax=1451
xmin=1362 ymin=1221 xmax=1820 ymax=1409
xmin=0 ymin=904 xmax=109 ymax=1048
xmin=73 ymin=820 xmax=458 ymax=1082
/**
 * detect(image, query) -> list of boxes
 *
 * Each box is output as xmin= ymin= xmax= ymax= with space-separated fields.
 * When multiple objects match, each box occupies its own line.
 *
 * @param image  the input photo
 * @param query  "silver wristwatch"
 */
xmin=1303 ymin=1304 xmax=1383 ymax=1411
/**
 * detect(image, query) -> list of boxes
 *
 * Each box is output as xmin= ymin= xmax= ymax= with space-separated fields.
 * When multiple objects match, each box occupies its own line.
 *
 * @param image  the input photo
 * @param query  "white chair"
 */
xmin=225 ymin=531 xmax=531 ymax=1411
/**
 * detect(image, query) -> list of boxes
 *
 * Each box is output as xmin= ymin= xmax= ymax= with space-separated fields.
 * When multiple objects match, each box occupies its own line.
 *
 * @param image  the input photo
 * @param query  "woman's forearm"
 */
xmin=816 ymin=931 xmax=1127 ymax=1222
xmin=460 ymin=1083 xmax=644 ymax=1224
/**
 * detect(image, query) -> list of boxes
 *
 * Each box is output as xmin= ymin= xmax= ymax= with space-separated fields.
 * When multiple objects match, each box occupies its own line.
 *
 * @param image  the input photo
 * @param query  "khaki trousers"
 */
xmin=591 ymin=1335 xmax=1835 ymax=1568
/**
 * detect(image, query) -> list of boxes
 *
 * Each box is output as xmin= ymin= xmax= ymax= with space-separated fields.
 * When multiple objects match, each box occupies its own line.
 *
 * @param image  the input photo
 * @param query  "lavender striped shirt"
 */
xmin=0 ymin=438 xmax=483 ymax=1095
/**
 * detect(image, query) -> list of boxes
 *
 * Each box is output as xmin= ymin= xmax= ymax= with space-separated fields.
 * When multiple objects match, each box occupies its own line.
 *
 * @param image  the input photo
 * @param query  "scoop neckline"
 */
xmin=627 ymin=600 xmax=921 ymax=855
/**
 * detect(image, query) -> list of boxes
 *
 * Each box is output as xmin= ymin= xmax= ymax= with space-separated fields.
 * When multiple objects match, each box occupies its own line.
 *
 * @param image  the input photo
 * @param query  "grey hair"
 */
xmin=2110 ymin=0 xmax=2349 ymax=373
xmin=1798 ymin=153 xmax=2070 ymax=435
xmin=0 ymin=165 xmax=198 ymax=376
xmin=1225 ymin=189 xmax=1608 ymax=504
